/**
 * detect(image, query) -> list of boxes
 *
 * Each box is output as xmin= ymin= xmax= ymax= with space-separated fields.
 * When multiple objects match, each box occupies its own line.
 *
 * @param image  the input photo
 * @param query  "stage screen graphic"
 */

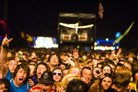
xmin=33 ymin=36 xmax=58 ymax=48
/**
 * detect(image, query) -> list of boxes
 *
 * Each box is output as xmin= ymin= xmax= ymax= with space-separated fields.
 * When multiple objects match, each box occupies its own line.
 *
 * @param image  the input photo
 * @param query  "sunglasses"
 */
xmin=53 ymin=72 xmax=62 ymax=76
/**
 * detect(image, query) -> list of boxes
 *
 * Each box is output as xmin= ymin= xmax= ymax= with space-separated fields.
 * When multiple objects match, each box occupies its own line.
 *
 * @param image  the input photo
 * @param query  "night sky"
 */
xmin=0 ymin=0 xmax=138 ymax=49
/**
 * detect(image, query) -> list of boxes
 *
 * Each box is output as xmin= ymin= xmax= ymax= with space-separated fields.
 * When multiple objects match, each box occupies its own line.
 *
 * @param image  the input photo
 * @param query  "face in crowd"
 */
xmin=52 ymin=69 xmax=62 ymax=82
xmin=49 ymin=55 xmax=59 ymax=66
xmin=8 ymin=60 xmax=18 ymax=73
xmin=101 ymin=76 xmax=112 ymax=90
xmin=82 ymin=68 xmax=92 ymax=84
xmin=29 ymin=65 xmax=36 ymax=76
xmin=103 ymin=66 xmax=112 ymax=74
xmin=37 ymin=64 xmax=47 ymax=79
xmin=73 ymin=52 xmax=79 ymax=59
xmin=14 ymin=68 xmax=27 ymax=87
xmin=39 ymin=83 xmax=53 ymax=92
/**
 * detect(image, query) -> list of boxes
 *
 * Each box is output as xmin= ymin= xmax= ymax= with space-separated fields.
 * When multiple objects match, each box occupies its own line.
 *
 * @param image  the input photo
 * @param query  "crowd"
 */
xmin=0 ymin=35 xmax=138 ymax=92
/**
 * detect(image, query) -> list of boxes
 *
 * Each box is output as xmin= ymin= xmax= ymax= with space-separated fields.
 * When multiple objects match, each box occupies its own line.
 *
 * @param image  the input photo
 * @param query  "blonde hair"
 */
xmin=68 ymin=66 xmax=81 ymax=76
xmin=116 ymin=66 xmax=132 ymax=76
xmin=61 ymin=74 xmax=81 ymax=89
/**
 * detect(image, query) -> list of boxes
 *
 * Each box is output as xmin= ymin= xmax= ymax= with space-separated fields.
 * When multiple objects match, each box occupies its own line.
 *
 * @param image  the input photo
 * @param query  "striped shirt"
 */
xmin=28 ymin=83 xmax=56 ymax=92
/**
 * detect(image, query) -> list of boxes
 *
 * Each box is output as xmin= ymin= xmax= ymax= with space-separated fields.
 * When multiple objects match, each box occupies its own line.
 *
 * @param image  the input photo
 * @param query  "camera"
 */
xmin=95 ymin=69 xmax=101 ymax=74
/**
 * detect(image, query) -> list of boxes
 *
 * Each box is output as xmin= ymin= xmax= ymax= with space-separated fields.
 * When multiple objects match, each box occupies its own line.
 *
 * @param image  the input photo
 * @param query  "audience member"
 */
xmin=0 ymin=78 xmax=11 ymax=92
xmin=66 ymin=79 xmax=88 ymax=92
xmin=29 ymin=71 xmax=56 ymax=92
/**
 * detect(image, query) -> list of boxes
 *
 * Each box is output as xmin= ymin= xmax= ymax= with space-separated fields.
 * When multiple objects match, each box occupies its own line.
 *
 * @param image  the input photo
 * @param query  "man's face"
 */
xmin=103 ymin=66 xmax=111 ymax=74
xmin=50 ymin=55 xmax=59 ymax=66
xmin=101 ymin=77 xmax=112 ymax=90
xmin=8 ymin=60 xmax=17 ymax=73
xmin=82 ymin=69 xmax=92 ymax=84
xmin=73 ymin=52 xmax=79 ymax=59
xmin=37 ymin=64 xmax=47 ymax=79
xmin=14 ymin=68 xmax=27 ymax=86
xmin=53 ymin=69 xmax=62 ymax=82
xmin=39 ymin=83 xmax=52 ymax=92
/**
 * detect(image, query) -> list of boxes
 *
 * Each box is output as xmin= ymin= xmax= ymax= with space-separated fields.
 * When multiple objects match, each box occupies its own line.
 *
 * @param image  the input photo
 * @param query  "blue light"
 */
xmin=115 ymin=32 xmax=121 ymax=38
xmin=0 ymin=36 xmax=2 ymax=40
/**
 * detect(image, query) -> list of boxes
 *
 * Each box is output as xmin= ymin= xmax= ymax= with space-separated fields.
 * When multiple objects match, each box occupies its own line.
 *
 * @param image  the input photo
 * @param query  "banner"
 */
xmin=99 ymin=2 xmax=104 ymax=19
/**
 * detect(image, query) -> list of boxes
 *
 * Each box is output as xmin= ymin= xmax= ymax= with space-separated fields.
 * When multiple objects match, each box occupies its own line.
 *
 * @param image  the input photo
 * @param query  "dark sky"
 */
xmin=0 ymin=0 xmax=138 ymax=48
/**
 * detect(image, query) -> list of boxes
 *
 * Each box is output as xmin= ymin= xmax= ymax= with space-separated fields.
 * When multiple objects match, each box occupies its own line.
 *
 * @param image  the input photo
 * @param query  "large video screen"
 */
xmin=33 ymin=36 xmax=58 ymax=48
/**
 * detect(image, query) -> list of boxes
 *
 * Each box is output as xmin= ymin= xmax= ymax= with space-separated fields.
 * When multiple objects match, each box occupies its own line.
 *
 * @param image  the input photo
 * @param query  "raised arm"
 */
xmin=0 ymin=35 xmax=13 ymax=78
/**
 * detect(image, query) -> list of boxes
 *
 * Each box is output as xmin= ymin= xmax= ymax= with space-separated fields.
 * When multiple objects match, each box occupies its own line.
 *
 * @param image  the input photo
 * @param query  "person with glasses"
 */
xmin=52 ymin=67 xmax=64 ymax=91
xmin=52 ymin=67 xmax=63 ymax=82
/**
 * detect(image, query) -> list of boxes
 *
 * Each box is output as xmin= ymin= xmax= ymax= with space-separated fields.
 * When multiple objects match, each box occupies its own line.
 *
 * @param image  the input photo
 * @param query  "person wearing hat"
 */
xmin=29 ymin=71 xmax=56 ymax=92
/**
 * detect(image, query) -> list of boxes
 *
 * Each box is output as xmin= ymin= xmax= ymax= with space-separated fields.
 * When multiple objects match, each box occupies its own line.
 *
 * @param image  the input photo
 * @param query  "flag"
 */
xmin=20 ymin=30 xmax=26 ymax=39
xmin=113 ymin=21 xmax=135 ymax=45
xmin=99 ymin=2 xmax=104 ymax=19
xmin=26 ymin=33 xmax=33 ymax=42
xmin=20 ymin=30 xmax=33 ymax=42
xmin=0 ymin=19 xmax=10 ymax=36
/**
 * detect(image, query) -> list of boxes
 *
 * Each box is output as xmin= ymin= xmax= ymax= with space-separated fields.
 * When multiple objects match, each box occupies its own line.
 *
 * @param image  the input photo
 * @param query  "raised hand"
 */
xmin=1 ymin=34 xmax=13 ymax=47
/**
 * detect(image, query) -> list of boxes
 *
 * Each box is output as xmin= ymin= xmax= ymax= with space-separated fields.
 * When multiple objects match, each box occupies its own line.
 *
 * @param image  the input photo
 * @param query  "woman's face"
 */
xmin=53 ymin=69 xmax=62 ymax=82
xmin=101 ymin=77 xmax=112 ymax=90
